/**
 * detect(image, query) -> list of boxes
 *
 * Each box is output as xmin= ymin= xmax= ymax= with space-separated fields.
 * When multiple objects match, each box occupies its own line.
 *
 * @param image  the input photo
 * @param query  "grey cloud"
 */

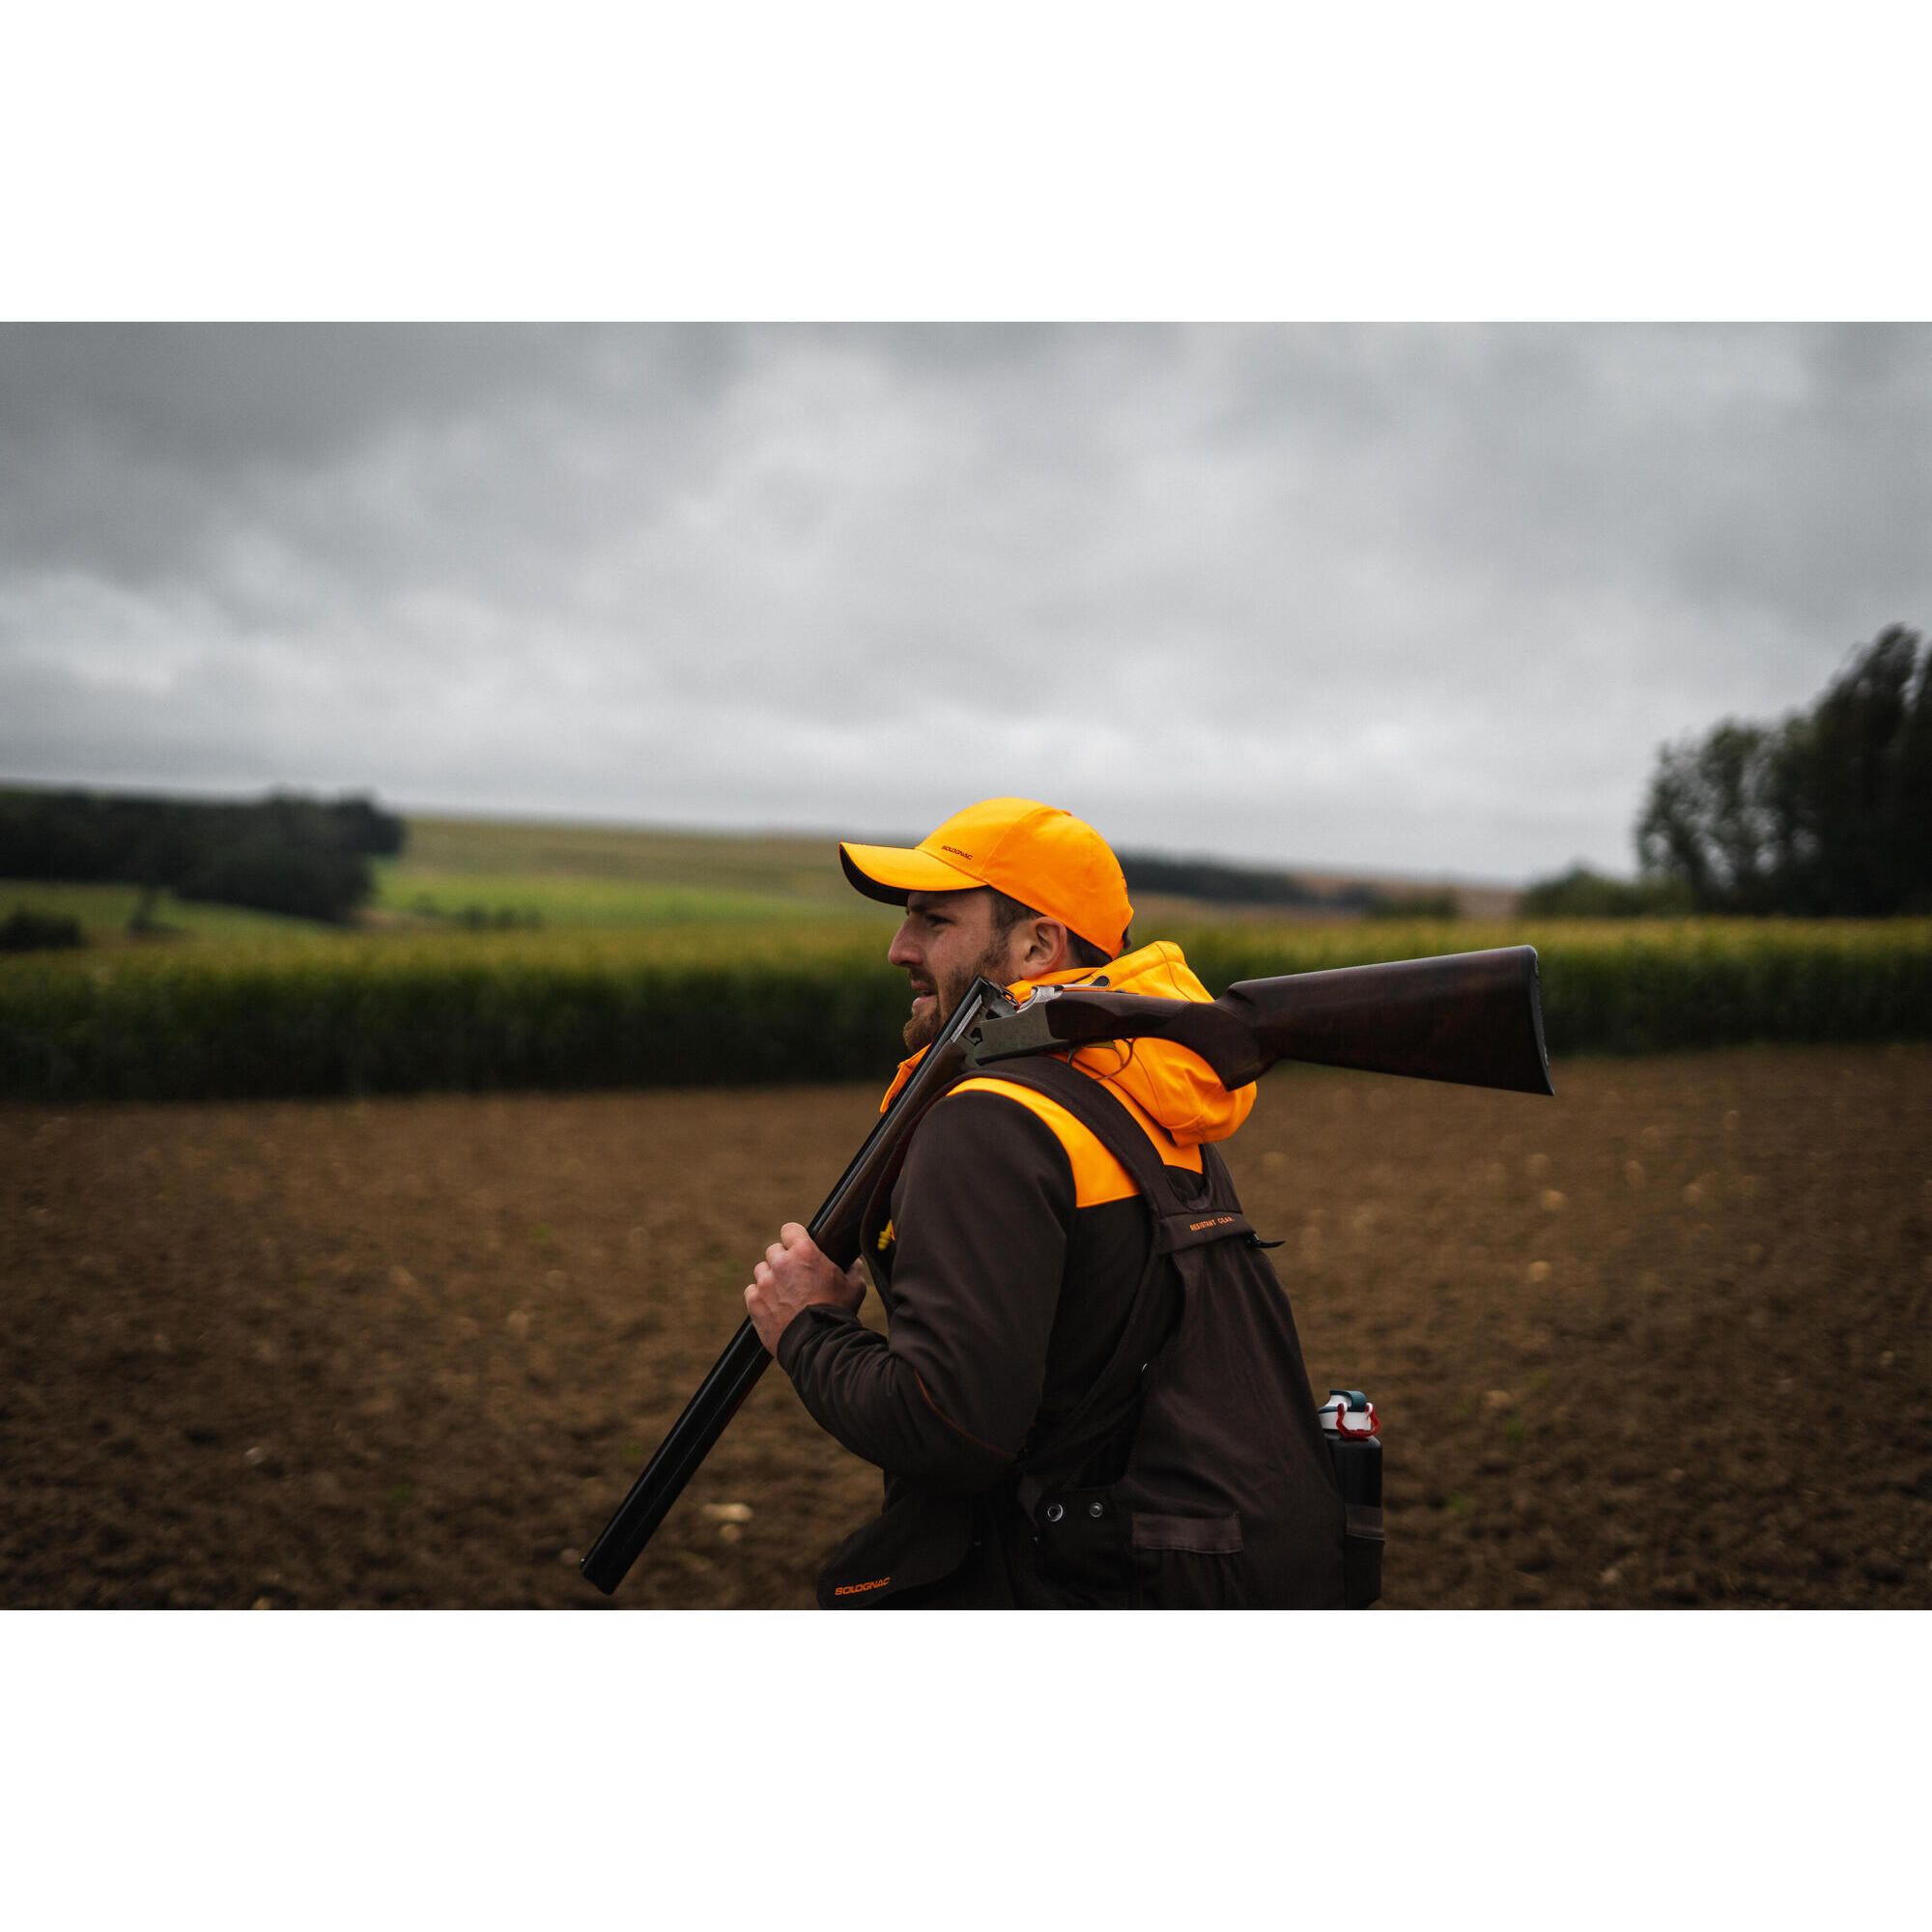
xmin=3 ymin=323 xmax=1928 ymax=881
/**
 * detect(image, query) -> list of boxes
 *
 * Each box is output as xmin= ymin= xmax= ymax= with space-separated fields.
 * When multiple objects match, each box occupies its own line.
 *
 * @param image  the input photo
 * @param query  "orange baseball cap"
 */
xmin=840 ymin=797 xmax=1134 ymax=958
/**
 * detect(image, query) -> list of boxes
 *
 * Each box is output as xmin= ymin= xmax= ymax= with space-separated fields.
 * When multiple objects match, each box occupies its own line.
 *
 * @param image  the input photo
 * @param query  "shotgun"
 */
xmin=580 ymin=944 xmax=1552 ymax=1594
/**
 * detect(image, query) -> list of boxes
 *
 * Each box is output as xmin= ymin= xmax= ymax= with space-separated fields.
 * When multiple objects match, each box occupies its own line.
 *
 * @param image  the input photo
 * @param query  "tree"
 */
xmin=0 ymin=783 xmax=398 ymax=923
xmin=1519 ymin=866 xmax=1692 ymax=918
xmin=1635 ymin=720 xmax=1790 ymax=913
xmin=1635 ymin=625 xmax=1930 ymax=915
xmin=1892 ymin=634 xmax=1932 ymax=912
xmin=1803 ymin=624 xmax=1921 ymax=913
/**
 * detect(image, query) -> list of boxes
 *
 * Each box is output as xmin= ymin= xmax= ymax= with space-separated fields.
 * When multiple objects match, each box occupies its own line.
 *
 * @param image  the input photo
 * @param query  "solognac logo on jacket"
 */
xmin=834 ymin=1576 xmax=892 ymax=1596
xmin=876 ymin=1219 xmax=895 ymax=1251
xmin=1189 ymin=1214 xmax=1239 ymax=1232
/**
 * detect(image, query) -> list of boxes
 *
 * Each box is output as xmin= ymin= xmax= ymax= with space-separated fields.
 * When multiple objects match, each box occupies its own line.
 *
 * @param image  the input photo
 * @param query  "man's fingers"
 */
xmin=780 ymin=1221 xmax=810 ymax=1249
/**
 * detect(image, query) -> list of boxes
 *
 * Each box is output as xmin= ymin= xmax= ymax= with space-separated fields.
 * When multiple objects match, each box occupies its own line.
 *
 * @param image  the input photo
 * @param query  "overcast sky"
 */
xmin=3 ymin=323 xmax=1926 ymax=882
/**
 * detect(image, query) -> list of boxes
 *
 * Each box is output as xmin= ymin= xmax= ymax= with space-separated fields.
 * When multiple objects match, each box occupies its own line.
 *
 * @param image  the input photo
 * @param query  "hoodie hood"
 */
xmin=1052 ymin=940 xmax=1255 ymax=1147
xmin=877 ymin=939 xmax=1254 ymax=1148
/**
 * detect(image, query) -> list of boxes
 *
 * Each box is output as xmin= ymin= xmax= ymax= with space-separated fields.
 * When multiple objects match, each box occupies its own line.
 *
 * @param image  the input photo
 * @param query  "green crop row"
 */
xmin=4 ymin=919 xmax=1929 ymax=1102
xmin=0 ymin=942 xmax=905 ymax=1102
xmin=1177 ymin=920 xmax=1932 ymax=1057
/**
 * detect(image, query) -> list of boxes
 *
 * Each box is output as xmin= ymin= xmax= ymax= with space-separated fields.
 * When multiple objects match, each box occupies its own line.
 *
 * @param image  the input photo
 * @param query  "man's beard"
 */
xmin=900 ymin=941 xmax=1012 ymax=1053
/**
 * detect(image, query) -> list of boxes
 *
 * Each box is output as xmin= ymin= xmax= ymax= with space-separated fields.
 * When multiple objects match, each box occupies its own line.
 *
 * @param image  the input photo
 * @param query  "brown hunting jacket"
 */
xmin=776 ymin=942 xmax=1347 ymax=1608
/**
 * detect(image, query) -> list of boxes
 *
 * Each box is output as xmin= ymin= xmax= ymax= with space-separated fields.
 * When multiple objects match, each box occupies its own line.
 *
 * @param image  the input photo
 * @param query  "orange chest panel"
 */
xmin=949 ymin=1073 xmax=1203 ymax=1208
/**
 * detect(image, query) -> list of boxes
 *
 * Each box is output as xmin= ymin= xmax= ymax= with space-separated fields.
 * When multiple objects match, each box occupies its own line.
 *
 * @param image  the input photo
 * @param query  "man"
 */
xmin=743 ymin=796 xmax=1346 ymax=1607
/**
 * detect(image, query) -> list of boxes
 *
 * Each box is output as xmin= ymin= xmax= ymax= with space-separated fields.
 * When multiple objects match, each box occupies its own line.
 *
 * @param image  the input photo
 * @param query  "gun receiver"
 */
xmin=580 ymin=944 xmax=1551 ymax=1594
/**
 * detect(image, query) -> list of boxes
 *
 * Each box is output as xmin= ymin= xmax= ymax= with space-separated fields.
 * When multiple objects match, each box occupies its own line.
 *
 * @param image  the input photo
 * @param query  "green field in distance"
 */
xmin=370 ymin=816 xmax=886 ymax=927
xmin=1 ymin=817 xmax=894 ymax=948
xmin=4 ymin=810 xmax=1515 ymax=950
xmin=14 ymin=812 xmax=1931 ymax=986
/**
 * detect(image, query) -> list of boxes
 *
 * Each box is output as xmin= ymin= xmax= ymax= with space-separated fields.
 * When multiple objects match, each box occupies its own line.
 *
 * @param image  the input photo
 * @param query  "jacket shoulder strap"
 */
xmin=970 ymin=1055 xmax=1257 ymax=1253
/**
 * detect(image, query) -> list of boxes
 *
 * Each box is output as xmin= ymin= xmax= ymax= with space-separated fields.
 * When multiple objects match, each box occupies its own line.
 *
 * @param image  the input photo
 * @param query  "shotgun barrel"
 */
xmin=579 ymin=979 xmax=1009 ymax=1594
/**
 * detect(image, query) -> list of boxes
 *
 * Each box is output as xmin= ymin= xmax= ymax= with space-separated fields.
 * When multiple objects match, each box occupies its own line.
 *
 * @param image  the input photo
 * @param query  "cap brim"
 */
xmin=839 ymin=840 xmax=984 ymax=906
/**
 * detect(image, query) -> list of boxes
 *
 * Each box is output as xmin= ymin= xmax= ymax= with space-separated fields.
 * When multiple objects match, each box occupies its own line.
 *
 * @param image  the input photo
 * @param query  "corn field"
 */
xmin=4 ymin=918 xmax=1929 ymax=1102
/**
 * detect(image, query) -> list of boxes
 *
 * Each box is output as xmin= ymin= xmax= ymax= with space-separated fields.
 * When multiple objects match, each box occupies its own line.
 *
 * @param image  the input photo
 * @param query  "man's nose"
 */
xmin=887 ymin=921 xmax=921 ymax=967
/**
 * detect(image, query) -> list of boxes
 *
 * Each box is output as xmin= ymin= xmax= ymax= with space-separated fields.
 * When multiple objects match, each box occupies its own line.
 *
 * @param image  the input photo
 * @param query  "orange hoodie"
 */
xmin=877 ymin=940 xmax=1254 ymax=1187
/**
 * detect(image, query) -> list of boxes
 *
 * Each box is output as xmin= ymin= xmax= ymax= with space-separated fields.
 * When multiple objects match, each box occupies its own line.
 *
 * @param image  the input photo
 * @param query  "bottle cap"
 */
xmin=1320 ymin=1390 xmax=1380 ymax=1439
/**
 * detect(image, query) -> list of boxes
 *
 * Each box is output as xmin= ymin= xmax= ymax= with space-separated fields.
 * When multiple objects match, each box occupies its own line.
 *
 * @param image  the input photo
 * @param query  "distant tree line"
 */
xmin=0 ymin=785 xmax=404 ymax=923
xmin=1118 ymin=853 xmax=1450 ymax=917
xmin=1526 ymin=624 xmax=1931 ymax=918
xmin=1519 ymin=867 xmax=1693 ymax=919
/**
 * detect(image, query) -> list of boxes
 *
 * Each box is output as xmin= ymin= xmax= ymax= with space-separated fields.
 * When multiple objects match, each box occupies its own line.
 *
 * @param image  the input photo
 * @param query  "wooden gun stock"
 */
xmin=581 ymin=945 xmax=1551 ymax=1594
xmin=973 ymin=944 xmax=1553 ymax=1095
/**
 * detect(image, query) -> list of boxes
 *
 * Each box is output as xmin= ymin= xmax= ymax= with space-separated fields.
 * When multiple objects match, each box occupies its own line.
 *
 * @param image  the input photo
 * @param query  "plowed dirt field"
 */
xmin=5 ymin=1045 xmax=1929 ymax=1609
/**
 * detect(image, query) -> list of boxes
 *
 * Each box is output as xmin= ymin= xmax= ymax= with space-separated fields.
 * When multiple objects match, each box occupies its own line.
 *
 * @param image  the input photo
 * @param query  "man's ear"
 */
xmin=1017 ymin=918 xmax=1071 ymax=976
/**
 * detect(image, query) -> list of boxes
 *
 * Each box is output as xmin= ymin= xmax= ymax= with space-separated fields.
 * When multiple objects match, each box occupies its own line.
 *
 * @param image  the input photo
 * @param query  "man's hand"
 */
xmin=744 ymin=1222 xmax=867 ymax=1353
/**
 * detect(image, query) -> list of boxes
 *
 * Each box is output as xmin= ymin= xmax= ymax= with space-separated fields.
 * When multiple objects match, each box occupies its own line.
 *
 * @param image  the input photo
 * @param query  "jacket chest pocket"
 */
xmin=1127 ymin=1509 xmax=1250 ymax=1609
xmin=1028 ymin=1486 xmax=1249 ymax=1608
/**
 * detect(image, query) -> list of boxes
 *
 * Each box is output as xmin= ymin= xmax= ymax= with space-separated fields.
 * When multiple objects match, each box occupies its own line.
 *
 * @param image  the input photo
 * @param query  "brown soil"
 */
xmin=5 ymin=1046 xmax=1929 ymax=1609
